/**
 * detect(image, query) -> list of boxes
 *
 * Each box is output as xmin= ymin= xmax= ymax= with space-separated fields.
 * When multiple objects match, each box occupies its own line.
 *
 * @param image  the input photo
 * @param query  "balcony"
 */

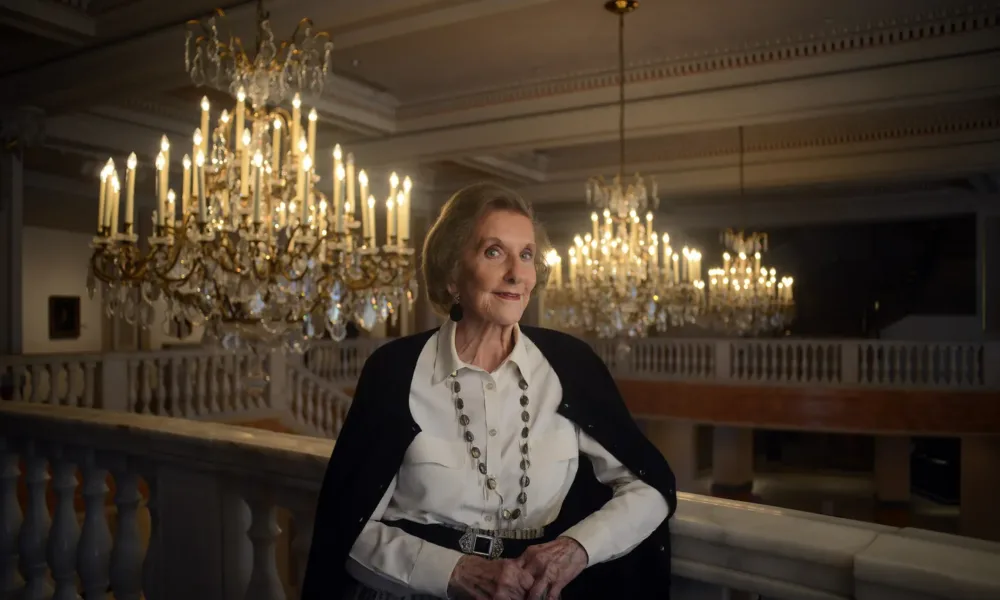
xmin=2 ymin=401 xmax=1000 ymax=600
xmin=1 ymin=335 xmax=999 ymax=598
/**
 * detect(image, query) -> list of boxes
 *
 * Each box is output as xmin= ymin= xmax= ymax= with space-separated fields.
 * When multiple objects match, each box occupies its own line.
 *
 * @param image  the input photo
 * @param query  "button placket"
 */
xmin=481 ymin=376 xmax=500 ymax=501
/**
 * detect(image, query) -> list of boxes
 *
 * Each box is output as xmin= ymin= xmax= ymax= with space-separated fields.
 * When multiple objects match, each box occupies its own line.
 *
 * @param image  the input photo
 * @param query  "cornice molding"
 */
xmin=549 ymin=110 xmax=1000 ymax=171
xmin=402 ymin=4 xmax=1000 ymax=118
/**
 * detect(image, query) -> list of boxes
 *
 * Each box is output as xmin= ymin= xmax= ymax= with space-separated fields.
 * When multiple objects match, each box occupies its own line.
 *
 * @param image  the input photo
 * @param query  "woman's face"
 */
xmin=454 ymin=209 xmax=538 ymax=327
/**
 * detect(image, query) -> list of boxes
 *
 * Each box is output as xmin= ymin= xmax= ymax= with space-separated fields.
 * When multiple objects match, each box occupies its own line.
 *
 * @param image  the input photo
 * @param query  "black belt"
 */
xmin=382 ymin=519 xmax=551 ymax=560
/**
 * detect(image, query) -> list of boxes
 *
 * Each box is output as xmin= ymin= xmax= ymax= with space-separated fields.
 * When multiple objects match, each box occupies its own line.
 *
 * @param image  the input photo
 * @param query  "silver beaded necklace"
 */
xmin=448 ymin=371 xmax=531 ymax=525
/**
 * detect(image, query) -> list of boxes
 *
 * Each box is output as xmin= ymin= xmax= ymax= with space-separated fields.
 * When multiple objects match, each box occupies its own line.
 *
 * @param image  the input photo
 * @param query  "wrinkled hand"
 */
xmin=516 ymin=537 xmax=588 ymax=600
xmin=447 ymin=554 xmax=534 ymax=600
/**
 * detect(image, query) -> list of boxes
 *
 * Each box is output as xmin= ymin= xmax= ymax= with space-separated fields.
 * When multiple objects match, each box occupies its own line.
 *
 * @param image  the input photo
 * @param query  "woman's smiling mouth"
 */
xmin=493 ymin=291 xmax=521 ymax=301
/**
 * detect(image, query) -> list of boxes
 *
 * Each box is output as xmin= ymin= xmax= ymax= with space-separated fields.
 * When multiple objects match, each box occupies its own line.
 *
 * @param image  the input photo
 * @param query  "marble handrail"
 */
xmin=2 ymin=402 xmax=998 ymax=600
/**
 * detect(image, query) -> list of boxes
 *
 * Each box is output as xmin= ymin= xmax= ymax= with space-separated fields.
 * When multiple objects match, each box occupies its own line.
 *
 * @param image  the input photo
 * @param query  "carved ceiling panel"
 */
xmin=330 ymin=0 xmax=966 ymax=102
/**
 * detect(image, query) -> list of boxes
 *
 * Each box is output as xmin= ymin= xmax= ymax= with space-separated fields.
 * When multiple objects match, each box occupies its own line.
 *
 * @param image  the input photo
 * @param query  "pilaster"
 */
xmin=976 ymin=208 xmax=1000 ymax=338
xmin=0 ymin=108 xmax=43 ymax=355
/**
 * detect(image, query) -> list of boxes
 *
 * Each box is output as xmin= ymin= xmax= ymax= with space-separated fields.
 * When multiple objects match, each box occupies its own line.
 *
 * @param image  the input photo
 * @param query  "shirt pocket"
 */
xmin=526 ymin=425 xmax=579 ymax=512
xmin=396 ymin=433 xmax=469 ymax=513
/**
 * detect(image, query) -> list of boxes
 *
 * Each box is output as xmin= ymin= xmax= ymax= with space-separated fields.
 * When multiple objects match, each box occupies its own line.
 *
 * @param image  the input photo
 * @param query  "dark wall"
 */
xmin=684 ymin=215 xmax=978 ymax=337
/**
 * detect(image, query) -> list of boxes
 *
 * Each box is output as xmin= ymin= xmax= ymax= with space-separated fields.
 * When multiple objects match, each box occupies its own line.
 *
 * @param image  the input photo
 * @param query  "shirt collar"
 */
xmin=432 ymin=319 xmax=532 ymax=386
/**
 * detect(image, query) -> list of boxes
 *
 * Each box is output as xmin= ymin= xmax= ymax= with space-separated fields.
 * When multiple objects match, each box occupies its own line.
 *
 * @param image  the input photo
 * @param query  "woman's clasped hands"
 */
xmin=447 ymin=537 xmax=588 ymax=600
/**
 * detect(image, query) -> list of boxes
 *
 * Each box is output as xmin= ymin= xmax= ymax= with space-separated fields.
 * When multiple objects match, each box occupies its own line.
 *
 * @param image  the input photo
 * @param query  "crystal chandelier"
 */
xmin=700 ymin=230 xmax=795 ymax=336
xmin=185 ymin=0 xmax=333 ymax=107
xmin=89 ymin=10 xmax=417 ymax=355
xmin=543 ymin=0 xmax=706 ymax=339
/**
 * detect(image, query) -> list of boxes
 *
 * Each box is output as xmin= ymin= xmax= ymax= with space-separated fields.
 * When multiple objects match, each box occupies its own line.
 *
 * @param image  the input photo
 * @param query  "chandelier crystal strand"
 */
xmin=88 ymin=95 xmax=417 ymax=357
xmin=185 ymin=0 xmax=333 ymax=107
xmin=543 ymin=0 xmax=706 ymax=339
xmin=701 ymin=230 xmax=795 ymax=336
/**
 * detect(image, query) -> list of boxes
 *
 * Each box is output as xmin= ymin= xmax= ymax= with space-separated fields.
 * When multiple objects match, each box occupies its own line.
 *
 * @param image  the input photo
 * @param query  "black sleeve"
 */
xmin=300 ymin=347 xmax=402 ymax=598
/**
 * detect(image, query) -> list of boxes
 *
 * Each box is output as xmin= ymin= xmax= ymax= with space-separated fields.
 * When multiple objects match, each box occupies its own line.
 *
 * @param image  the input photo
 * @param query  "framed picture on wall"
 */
xmin=48 ymin=296 xmax=81 ymax=340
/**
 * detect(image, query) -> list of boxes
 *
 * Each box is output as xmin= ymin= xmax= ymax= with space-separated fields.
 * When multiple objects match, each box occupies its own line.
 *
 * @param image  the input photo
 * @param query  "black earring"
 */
xmin=449 ymin=299 xmax=463 ymax=322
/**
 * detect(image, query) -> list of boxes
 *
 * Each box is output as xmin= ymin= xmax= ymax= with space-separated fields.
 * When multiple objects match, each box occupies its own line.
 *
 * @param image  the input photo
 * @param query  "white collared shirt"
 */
xmin=346 ymin=321 xmax=669 ymax=597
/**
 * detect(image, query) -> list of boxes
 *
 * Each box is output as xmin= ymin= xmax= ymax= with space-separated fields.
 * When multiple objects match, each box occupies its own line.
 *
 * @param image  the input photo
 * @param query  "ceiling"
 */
xmin=3 ymin=0 xmax=1000 ymax=234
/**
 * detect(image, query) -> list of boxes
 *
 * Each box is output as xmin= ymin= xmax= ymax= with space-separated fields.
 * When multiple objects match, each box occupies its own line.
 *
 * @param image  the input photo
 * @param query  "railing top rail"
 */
xmin=0 ymin=403 xmax=332 ymax=488
xmin=0 ymin=352 xmax=105 ymax=364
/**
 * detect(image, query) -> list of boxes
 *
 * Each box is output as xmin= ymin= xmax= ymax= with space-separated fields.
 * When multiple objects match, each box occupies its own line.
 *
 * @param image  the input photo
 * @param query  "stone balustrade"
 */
xmin=1 ymin=402 xmax=999 ymax=600
xmin=2 ymin=336 xmax=995 ymax=427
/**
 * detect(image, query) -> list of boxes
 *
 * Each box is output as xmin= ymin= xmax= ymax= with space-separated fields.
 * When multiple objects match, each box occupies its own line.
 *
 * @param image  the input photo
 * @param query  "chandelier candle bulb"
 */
xmin=166 ymin=189 xmax=176 ymax=228
xmin=97 ymin=163 xmax=109 ymax=231
xmin=181 ymin=155 xmax=191 ymax=217
xmin=110 ymin=174 xmax=120 ymax=235
xmin=102 ymin=160 xmax=115 ymax=231
xmin=159 ymin=136 xmax=170 ymax=203
xmin=199 ymin=97 xmax=210 ymax=153
xmin=295 ymin=155 xmax=306 ymax=222
xmin=126 ymin=153 xmax=138 ymax=231
xmin=335 ymin=164 xmax=346 ymax=233
xmin=240 ymin=129 xmax=251 ymax=196
xmin=301 ymin=154 xmax=313 ymax=224
xmin=366 ymin=195 xmax=376 ymax=247
xmin=591 ymin=212 xmax=599 ymax=241
xmin=402 ymin=176 xmax=412 ymax=242
xmin=396 ymin=190 xmax=407 ymax=244
xmin=253 ymin=151 xmax=264 ymax=223
xmin=272 ymin=118 xmax=282 ymax=173
xmin=386 ymin=197 xmax=395 ymax=246
xmin=346 ymin=153 xmax=356 ymax=217
xmin=196 ymin=151 xmax=206 ymax=221
xmin=307 ymin=109 xmax=317 ymax=161
xmin=291 ymin=94 xmax=301 ymax=155
xmin=235 ymin=88 xmax=246 ymax=148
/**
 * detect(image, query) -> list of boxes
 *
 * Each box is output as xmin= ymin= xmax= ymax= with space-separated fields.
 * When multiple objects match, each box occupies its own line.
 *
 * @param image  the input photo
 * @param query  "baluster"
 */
xmin=183 ymin=357 xmax=196 ymax=416
xmin=141 ymin=464 xmax=163 ymax=600
xmin=0 ymin=438 xmax=24 ymax=597
xmin=47 ymin=445 xmax=81 ymax=600
xmin=77 ymin=449 xmax=112 ymax=598
xmin=109 ymin=457 xmax=144 ymax=600
xmin=139 ymin=360 xmax=153 ymax=414
xmin=48 ymin=364 xmax=62 ymax=403
xmin=197 ymin=356 xmax=209 ymax=414
xmin=208 ymin=356 xmax=221 ymax=413
xmin=298 ymin=375 xmax=310 ymax=428
xmin=221 ymin=356 xmax=233 ymax=412
xmin=30 ymin=365 xmax=42 ymax=402
xmin=169 ymin=357 xmax=182 ymax=417
xmin=290 ymin=508 xmax=314 ymax=594
xmin=155 ymin=360 xmax=168 ymax=416
xmin=83 ymin=361 xmax=96 ymax=408
xmin=233 ymin=355 xmax=244 ymax=411
xmin=125 ymin=359 xmax=139 ymax=412
xmin=244 ymin=496 xmax=285 ymax=600
xmin=18 ymin=441 xmax=52 ymax=599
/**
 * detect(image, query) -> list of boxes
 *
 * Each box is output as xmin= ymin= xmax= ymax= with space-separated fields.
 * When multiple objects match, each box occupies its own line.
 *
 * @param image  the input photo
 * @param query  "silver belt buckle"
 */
xmin=459 ymin=530 xmax=504 ymax=559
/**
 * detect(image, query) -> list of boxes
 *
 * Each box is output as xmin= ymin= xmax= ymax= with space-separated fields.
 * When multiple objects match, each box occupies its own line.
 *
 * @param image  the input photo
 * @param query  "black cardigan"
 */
xmin=300 ymin=326 xmax=677 ymax=599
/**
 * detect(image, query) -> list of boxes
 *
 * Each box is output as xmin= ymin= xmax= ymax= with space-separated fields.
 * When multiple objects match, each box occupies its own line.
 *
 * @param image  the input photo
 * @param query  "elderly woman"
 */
xmin=301 ymin=183 xmax=676 ymax=600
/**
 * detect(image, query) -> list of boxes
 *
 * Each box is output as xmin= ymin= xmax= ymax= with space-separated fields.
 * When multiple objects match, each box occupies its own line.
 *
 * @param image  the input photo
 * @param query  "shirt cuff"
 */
xmin=407 ymin=540 xmax=464 ymax=597
xmin=560 ymin=517 xmax=615 ymax=567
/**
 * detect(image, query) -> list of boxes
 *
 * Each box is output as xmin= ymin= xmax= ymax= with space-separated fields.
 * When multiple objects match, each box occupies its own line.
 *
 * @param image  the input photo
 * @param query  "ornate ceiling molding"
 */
xmin=402 ymin=4 xmax=1000 ymax=118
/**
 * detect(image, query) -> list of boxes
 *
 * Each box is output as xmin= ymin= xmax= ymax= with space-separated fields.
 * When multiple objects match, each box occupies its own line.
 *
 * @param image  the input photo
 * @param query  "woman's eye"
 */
xmin=520 ymin=250 xmax=533 ymax=261
xmin=485 ymin=247 xmax=501 ymax=258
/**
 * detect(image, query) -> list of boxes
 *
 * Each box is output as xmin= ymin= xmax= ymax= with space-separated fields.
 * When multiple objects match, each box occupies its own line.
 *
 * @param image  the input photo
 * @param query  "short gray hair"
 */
xmin=421 ymin=182 xmax=550 ymax=316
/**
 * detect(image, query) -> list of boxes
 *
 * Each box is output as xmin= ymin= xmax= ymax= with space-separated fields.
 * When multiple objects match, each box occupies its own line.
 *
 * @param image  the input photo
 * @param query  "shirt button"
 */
xmin=489 ymin=429 xmax=497 ymax=437
xmin=485 ymin=382 xmax=495 ymax=390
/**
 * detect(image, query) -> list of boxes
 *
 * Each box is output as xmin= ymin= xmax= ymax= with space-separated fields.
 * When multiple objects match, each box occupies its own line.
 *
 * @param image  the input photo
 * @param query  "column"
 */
xmin=960 ymin=435 xmax=1000 ymax=541
xmin=874 ymin=436 xmax=911 ymax=503
xmin=0 ymin=150 xmax=23 ymax=355
xmin=644 ymin=418 xmax=699 ymax=492
xmin=711 ymin=426 xmax=754 ymax=499
xmin=976 ymin=210 xmax=1000 ymax=338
